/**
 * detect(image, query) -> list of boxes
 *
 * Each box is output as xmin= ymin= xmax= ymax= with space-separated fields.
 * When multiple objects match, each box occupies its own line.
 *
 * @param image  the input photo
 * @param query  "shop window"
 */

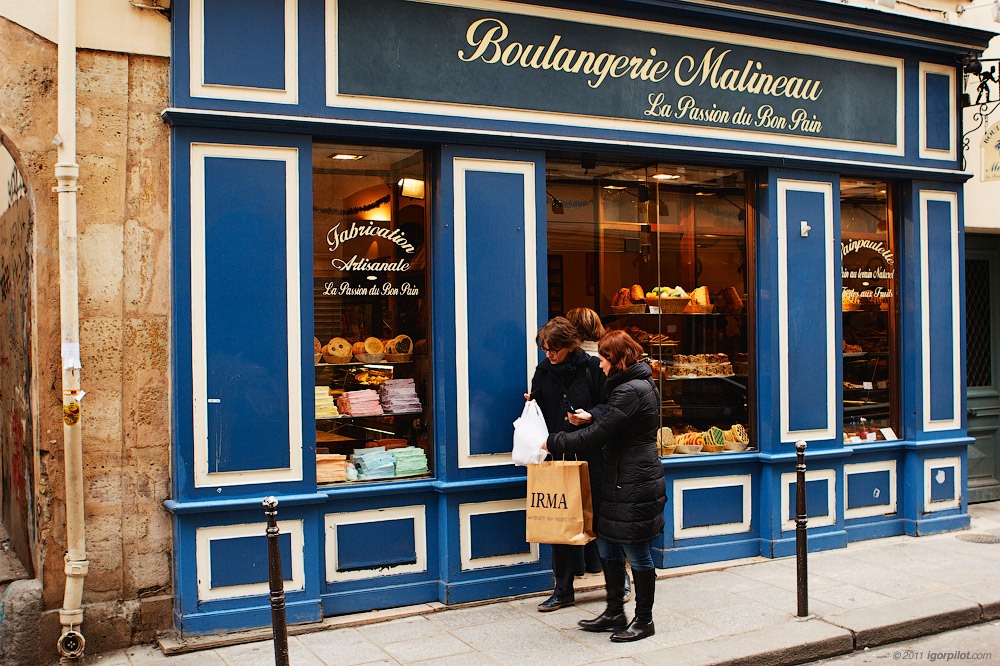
xmin=546 ymin=156 xmax=752 ymax=455
xmin=840 ymin=178 xmax=898 ymax=443
xmin=312 ymin=143 xmax=431 ymax=484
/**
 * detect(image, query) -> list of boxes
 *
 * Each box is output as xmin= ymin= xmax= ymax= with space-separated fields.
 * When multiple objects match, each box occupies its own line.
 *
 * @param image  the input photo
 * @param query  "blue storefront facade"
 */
xmin=164 ymin=0 xmax=993 ymax=635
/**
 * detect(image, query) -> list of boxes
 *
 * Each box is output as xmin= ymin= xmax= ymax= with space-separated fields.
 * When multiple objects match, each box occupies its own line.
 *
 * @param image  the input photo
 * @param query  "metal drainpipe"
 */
xmin=55 ymin=0 xmax=88 ymax=661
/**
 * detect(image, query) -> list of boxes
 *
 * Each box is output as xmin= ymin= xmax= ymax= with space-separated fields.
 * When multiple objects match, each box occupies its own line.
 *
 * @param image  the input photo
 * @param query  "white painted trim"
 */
xmin=923 ymin=456 xmax=962 ymax=512
xmin=453 ymin=157 xmax=537 ymax=468
xmin=844 ymin=460 xmax=897 ymax=520
xmin=673 ymin=475 xmax=753 ymax=540
xmin=165 ymin=107 xmax=970 ymax=180
xmin=196 ymin=520 xmax=305 ymax=601
xmin=459 ymin=499 xmax=539 ymax=570
xmin=325 ymin=0 xmax=904 ymax=157
xmin=325 ymin=506 xmax=427 ymax=582
xmin=781 ymin=468 xmax=837 ymax=532
xmin=920 ymin=190 xmax=962 ymax=432
xmin=918 ymin=62 xmax=957 ymax=162
xmin=190 ymin=143 xmax=303 ymax=487
xmin=777 ymin=179 xmax=836 ymax=443
xmin=190 ymin=0 xmax=299 ymax=104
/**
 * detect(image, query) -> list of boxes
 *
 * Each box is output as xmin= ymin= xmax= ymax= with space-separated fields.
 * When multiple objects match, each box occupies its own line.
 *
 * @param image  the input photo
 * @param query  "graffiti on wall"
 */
xmin=0 ymin=157 xmax=33 ymax=575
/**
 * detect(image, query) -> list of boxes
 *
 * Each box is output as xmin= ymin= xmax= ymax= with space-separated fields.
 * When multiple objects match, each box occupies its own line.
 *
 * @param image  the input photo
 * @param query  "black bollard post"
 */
xmin=794 ymin=440 xmax=809 ymax=618
xmin=263 ymin=496 xmax=290 ymax=666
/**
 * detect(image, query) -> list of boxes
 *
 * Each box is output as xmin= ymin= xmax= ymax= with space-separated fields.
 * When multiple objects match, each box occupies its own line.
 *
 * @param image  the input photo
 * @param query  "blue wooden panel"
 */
xmin=682 ymin=486 xmax=744 ymax=528
xmin=205 ymin=157 xmax=291 ymax=472
xmin=846 ymin=470 xmax=891 ymax=509
xmin=337 ymin=519 xmax=416 ymax=570
xmin=209 ymin=532 xmax=291 ymax=588
xmin=470 ymin=510 xmax=529 ymax=559
xmin=929 ymin=464 xmax=956 ymax=502
xmin=926 ymin=199 xmax=955 ymax=422
xmin=786 ymin=479 xmax=830 ymax=519
xmin=924 ymin=73 xmax=951 ymax=152
xmin=785 ymin=189 xmax=829 ymax=433
xmin=465 ymin=170 xmax=528 ymax=456
xmin=203 ymin=0 xmax=286 ymax=90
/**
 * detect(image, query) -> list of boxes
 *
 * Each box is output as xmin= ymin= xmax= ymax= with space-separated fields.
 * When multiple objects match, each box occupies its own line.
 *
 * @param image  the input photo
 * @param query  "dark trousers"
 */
xmin=551 ymin=544 xmax=577 ymax=599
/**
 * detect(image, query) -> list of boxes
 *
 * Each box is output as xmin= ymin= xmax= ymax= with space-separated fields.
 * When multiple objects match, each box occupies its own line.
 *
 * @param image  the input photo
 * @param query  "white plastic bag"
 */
xmin=512 ymin=400 xmax=549 ymax=466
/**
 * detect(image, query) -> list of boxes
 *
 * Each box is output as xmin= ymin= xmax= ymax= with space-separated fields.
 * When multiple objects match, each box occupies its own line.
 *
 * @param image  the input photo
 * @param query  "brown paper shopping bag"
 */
xmin=525 ymin=460 xmax=595 ymax=545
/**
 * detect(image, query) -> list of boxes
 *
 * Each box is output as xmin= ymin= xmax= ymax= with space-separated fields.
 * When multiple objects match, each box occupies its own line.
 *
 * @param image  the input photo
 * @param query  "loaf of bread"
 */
xmin=351 ymin=341 xmax=366 ymax=356
xmin=690 ymin=286 xmax=711 ymax=306
xmin=630 ymin=284 xmax=645 ymax=302
xmin=721 ymin=286 xmax=743 ymax=307
xmin=325 ymin=337 xmax=351 ymax=357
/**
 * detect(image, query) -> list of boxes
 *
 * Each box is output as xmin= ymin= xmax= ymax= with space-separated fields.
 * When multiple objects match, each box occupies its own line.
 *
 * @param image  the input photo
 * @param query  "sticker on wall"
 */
xmin=982 ymin=121 xmax=1000 ymax=182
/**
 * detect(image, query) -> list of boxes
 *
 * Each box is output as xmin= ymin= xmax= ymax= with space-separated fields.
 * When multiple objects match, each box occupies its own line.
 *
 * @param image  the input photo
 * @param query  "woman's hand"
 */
xmin=567 ymin=409 xmax=592 ymax=426
xmin=540 ymin=440 xmax=548 ymax=452
xmin=523 ymin=393 xmax=531 ymax=401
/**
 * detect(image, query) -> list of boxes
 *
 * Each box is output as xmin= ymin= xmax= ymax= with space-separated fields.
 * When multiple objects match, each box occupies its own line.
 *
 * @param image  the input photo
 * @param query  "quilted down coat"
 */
xmin=547 ymin=360 xmax=666 ymax=544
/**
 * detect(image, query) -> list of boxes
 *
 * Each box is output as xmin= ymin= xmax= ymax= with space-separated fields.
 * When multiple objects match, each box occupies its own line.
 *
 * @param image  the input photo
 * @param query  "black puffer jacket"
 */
xmin=530 ymin=348 xmax=605 ymax=513
xmin=547 ymin=361 xmax=666 ymax=544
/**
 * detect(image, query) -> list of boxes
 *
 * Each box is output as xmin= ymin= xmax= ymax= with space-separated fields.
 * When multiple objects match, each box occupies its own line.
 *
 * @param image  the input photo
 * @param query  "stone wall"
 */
xmin=0 ymin=15 xmax=173 ymax=660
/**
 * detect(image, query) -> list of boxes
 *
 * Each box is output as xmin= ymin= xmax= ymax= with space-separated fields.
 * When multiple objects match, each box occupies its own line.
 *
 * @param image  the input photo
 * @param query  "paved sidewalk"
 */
xmin=87 ymin=502 xmax=1000 ymax=666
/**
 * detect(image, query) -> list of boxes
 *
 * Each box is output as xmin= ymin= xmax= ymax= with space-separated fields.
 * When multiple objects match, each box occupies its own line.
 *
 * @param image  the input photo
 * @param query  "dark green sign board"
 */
xmin=337 ymin=0 xmax=901 ymax=147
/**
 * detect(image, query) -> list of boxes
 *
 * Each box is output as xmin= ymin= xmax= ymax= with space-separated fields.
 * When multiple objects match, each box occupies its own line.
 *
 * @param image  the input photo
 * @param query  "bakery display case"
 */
xmin=312 ymin=143 xmax=432 ymax=484
xmin=546 ymin=157 xmax=753 ymax=455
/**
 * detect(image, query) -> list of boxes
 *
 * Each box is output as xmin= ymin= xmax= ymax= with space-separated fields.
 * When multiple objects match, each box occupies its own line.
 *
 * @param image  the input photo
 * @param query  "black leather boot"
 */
xmin=610 ymin=568 xmax=656 ymax=642
xmin=578 ymin=559 xmax=628 ymax=632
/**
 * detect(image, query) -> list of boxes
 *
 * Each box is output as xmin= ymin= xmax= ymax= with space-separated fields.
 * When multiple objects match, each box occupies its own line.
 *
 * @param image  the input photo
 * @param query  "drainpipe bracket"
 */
xmin=64 ymin=557 xmax=89 ymax=577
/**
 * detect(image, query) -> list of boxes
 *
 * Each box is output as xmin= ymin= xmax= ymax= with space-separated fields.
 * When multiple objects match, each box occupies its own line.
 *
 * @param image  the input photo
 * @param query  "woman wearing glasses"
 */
xmin=526 ymin=316 xmax=605 ymax=612
xmin=543 ymin=329 xmax=665 ymax=642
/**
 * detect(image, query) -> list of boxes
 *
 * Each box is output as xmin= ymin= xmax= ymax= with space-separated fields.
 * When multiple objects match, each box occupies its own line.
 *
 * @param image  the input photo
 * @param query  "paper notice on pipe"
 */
xmin=61 ymin=342 xmax=82 ymax=370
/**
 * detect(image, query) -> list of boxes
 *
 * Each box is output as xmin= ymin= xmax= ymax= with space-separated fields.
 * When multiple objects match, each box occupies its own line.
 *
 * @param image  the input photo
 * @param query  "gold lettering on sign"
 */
xmin=457 ymin=18 xmax=824 ymax=100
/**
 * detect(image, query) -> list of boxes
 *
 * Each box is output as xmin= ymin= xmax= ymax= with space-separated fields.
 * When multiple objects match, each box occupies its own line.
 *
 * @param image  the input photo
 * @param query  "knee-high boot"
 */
xmin=610 ymin=568 xmax=656 ymax=642
xmin=578 ymin=559 xmax=628 ymax=632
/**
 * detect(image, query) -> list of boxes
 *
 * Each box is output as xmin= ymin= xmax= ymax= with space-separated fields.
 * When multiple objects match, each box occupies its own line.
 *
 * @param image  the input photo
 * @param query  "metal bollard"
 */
xmin=263 ymin=496 xmax=290 ymax=666
xmin=794 ymin=440 xmax=809 ymax=618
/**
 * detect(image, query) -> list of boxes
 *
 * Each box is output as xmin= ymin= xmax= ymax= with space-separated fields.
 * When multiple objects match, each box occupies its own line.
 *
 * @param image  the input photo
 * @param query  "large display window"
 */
xmin=311 ymin=143 xmax=431 ymax=484
xmin=546 ymin=156 xmax=753 ymax=455
xmin=840 ymin=178 xmax=899 ymax=442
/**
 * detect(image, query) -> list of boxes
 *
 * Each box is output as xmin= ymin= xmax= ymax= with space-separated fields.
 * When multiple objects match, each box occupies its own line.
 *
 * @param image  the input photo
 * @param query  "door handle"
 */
xmin=968 ymin=407 xmax=1000 ymax=417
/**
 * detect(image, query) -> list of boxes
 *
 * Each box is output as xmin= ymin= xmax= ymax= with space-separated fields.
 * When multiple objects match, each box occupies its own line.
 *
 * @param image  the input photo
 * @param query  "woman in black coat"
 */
xmin=525 ymin=317 xmax=605 ymax=613
xmin=544 ymin=329 xmax=666 ymax=642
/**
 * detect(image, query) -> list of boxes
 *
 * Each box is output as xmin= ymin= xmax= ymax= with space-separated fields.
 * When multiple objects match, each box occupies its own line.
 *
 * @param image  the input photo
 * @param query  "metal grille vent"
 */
xmin=955 ymin=532 xmax=1000 ymax=544
xmin=966 ymin=258 xmax=992 ymax=388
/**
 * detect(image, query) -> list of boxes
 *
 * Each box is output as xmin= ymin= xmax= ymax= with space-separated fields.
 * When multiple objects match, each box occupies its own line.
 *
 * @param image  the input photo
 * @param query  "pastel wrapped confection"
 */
xmin=705 ymin=427 xmax=725 ymax=446
xmin=676 ymin=432 xmax=702 ymax=447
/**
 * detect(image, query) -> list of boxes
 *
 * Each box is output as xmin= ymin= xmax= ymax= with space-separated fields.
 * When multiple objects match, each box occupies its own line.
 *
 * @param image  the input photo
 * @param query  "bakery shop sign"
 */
xmin=337 ymin=0 xmax=901 ymax=147
xmin=842 ymin=239 xmax=894 ymax=298
xmin=322 ymin=220 xmax=420 ymax=297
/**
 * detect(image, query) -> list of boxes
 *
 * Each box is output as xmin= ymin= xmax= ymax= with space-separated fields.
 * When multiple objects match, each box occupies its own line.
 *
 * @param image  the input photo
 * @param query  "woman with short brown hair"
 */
xmin=544 ymin=329 xmax=665 ymax=642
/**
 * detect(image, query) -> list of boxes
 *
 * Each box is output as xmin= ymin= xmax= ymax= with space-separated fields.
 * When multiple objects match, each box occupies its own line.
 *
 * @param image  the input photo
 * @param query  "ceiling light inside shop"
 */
xmin=603 ymin=184 xmax=628 ymax=190
xmin=329 ymin=153 xmax=365 ymax=160
xmin=398 ymin=178 xmax=425 ymax=199
xmin=651 ymin=173 xmax=681 ymax=180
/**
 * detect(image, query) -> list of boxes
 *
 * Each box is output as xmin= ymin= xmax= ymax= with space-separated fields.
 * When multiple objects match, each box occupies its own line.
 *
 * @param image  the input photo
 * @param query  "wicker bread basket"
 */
xmin=611 ymin=303 xmax=647 ymax=314
xmin=322 ymin=353 xmax=353 ymax=364
xmin=647 ymin=297 xmax=690 ymax=313
xmin=385 ymin=353 xmax=413 ymax=363
xmin=355 ymin=352 xmax=385 ymax=363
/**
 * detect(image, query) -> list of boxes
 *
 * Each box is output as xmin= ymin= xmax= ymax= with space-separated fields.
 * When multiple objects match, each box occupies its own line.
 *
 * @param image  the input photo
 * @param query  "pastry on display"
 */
xmin=665 ymin=353 xmax=734 ymax=378
xmin=323 ymin=337 xmax=353 ymax=363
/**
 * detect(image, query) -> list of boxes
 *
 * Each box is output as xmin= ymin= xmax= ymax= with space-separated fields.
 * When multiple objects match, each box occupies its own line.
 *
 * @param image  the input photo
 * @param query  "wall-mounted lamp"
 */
xmin=398 ymin=178 xmax=425 ymax=199
xmin=956 ymin=0 xmax=1000 ymax=21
